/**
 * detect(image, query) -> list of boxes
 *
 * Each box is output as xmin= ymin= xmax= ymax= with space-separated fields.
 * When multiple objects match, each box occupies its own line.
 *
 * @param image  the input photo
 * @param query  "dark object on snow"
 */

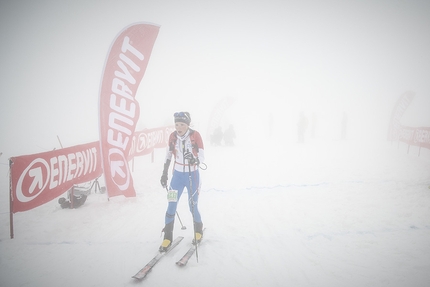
xmin=58 ymin=195 xmax=87 ymax=209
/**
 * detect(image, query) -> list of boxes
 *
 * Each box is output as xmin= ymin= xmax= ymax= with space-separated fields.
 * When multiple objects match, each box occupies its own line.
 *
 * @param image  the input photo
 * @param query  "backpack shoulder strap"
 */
xmin=168 ymin=132 xmax=177 ymax=151
xmin=188 ymin=129 xmax=201 ymax=154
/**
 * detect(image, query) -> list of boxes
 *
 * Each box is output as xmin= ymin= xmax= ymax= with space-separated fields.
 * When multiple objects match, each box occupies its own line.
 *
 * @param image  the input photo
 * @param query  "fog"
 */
xmin=1 ymin=2 xmax=430 ymax=286
xmin=1 ymin=0 xmax=430 ymax=157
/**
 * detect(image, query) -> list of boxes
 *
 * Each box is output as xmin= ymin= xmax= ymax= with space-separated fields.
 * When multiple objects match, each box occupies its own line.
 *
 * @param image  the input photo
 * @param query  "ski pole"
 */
xmin=165 ymin=186 xmax=186 ymax=230
xmin=176 ymin=211 xmax=187 ymax=230
xmin=188 ymin=157 xmax=199 ymax=263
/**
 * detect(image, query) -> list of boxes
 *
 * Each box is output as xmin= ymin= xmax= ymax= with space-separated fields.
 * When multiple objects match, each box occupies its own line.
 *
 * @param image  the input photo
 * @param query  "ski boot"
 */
xmin=193 ymin=221 xmax=203 ymax=245
xmin=159 ymin=221 xmax=174 ymax=252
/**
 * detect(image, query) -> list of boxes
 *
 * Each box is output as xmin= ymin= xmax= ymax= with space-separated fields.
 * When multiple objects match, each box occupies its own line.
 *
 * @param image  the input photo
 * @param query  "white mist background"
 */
xmin=1 ymin=0 xmax=430 ymax=286
xmin=1 ymin=0 xmax=430 ymax=156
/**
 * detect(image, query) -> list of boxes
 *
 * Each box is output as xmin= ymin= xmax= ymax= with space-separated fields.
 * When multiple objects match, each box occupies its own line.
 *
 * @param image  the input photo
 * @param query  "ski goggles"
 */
xmin=174 ymin=112 xmax=191 ymax=124
xmin=174 ymin=112 xmax=190 ymax=120
xmin=174 ymin=112 xmax=189 ymax=118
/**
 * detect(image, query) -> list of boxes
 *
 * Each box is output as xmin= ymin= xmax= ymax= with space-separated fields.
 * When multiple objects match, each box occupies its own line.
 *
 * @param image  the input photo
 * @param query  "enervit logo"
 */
xmin=108 ymin=147 xmax=130 ymax=191
xmin=16 ymin=158 xmax=50 ymax=203
xmin=136 ymin=130 xmax=164 ymax=153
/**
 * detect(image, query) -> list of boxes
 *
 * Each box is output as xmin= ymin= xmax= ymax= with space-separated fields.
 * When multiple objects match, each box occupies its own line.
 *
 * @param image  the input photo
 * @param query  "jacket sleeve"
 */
xmin=194 ymin=131 xmax=205 ymax=164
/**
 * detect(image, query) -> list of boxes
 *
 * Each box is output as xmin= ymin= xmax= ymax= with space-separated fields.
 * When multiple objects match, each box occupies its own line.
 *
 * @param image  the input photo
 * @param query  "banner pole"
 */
xmin=57 ymin=135 xmax=64 ymax=148
xmin=418 ymin=142 xmax=421 ymax=157
xmin=70 ymin=186 xmax=75 ymax=208
xmin=9 ymin=158 xmax=14 ymax=239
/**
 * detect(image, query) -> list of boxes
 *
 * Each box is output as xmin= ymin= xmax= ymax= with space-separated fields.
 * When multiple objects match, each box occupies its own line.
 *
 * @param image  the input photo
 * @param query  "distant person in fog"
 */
xmin=297 ymin=112 xmax=308 ymax=143
xmin=211 ymin=126 xmax=223 ymax=146
xmin=341 ymin=112 xmax=348 ymax=140
xmin=223 ymin=124 xmax=236 ymax=146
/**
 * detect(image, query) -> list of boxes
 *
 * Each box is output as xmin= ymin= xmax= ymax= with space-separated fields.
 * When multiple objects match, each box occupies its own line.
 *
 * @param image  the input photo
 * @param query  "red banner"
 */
xmin=10 ymin=141 xmax=102 ymax=213
xmin=99 ymin=23 xmax=160 ymax=198
xmin=129 ymin=126 xmax=175 ymax=159
xmin=398 ymin=126 xmax=430 ymax=150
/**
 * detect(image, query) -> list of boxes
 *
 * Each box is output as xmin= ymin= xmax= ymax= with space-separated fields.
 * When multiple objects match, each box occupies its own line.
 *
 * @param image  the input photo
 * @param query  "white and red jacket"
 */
xmin=165 ymin=129 xmax=205 ymax=173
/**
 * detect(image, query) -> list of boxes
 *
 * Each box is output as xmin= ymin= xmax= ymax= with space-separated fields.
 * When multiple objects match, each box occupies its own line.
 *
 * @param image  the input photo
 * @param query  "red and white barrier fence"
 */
xmin=8 ymin=125 xmax=173 ymax=238
xmin=388 ymin=91 xmax=430 ymax=154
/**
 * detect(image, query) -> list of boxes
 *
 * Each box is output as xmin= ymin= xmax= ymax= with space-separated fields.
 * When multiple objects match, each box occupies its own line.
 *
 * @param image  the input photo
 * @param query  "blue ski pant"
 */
xmin=166 ymin=169 xmax=202 ymax=224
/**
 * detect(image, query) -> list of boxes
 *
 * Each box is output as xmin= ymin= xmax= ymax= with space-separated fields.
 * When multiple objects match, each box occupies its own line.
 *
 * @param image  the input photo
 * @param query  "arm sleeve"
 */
xmin=195 ymin=131 xmax=205 ymax=164
xmin=162 ymin=133 xmax=174 ymax=173
xmin=162 ymin=159 xmax=171 ymax=175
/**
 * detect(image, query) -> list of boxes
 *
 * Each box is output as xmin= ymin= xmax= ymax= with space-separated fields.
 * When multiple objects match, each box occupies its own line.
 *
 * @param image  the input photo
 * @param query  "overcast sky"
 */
xmin=1 ymin=0 xmax=429 ymax=157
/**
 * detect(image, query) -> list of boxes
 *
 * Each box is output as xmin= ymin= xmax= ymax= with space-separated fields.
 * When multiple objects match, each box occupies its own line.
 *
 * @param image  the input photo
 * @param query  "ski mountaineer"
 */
xmin=159 ymin=112 xmax=205 ymax=252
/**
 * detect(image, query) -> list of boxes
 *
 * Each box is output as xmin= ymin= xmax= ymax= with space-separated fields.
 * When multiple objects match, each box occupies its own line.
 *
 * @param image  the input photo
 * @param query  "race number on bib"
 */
xmin=167 ymin=189 xmax=178 ymax=202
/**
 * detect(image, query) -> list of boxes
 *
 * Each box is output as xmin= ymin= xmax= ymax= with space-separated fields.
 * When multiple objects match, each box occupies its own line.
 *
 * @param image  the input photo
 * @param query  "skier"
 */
xmin=159 ymin=112 xmax=205 ymax=252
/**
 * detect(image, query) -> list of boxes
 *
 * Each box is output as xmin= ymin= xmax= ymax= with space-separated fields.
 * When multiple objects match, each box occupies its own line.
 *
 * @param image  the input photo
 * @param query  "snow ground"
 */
xmin=1 ymin=140 xmax=430 ymax=287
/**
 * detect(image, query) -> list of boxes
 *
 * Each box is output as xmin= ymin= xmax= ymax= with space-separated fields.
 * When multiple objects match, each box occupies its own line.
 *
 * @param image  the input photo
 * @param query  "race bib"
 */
xmin=167 ymin=189 xmax=178 ymax=202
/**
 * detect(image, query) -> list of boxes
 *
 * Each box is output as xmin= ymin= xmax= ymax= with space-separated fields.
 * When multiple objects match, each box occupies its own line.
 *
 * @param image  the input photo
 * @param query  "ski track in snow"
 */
xmin=1 ymin=141 xmax=430 ymax=287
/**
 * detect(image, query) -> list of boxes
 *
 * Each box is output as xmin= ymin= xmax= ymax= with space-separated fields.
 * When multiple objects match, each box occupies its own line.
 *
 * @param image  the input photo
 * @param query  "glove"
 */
xmin=160 ymin=173 xmax=168 ymax=188
xmin=184 ymin=151 xmax=199 ymax=165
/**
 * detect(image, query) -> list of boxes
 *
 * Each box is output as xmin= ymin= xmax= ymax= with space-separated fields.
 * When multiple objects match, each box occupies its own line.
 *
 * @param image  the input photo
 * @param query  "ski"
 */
xmin=132 ymin=236 xmax=184 ymax=280
xmin=176 ymin=229 xmax=206 ymax=267
xmin=176 ymin=244 xmax=198 ymax=266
